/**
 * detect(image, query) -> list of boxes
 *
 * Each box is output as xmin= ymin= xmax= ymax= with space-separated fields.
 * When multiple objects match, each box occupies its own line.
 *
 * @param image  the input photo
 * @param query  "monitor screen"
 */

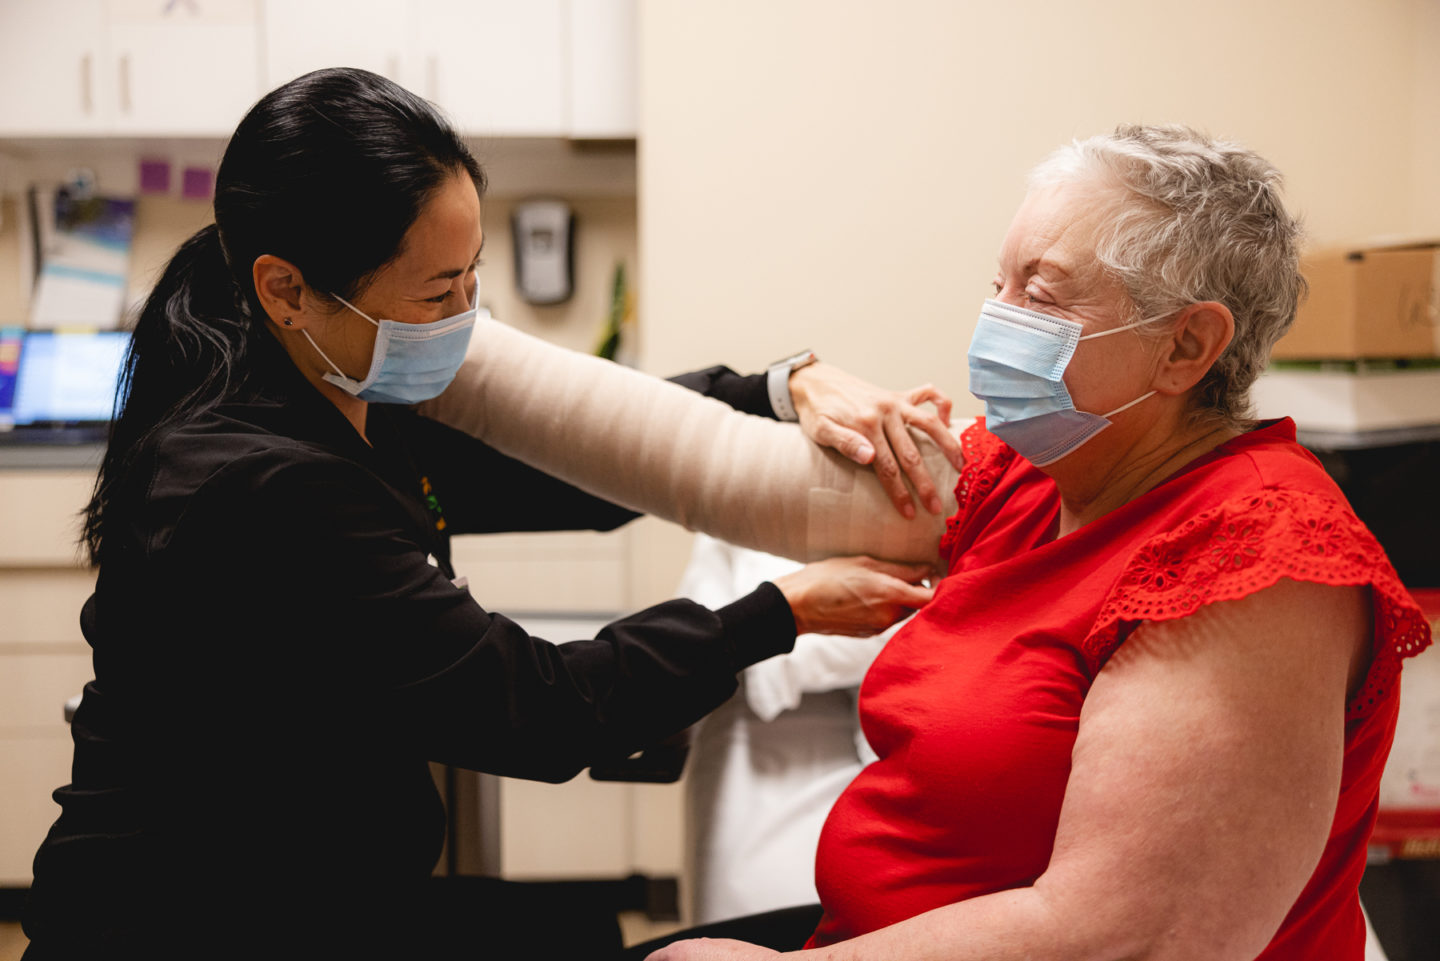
xmin=0 ymin=329 xmax=130 ymax=432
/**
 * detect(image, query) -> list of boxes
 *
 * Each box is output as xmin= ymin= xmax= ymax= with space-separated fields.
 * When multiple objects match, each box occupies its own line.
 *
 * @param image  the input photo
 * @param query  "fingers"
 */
xmin=860 ymin=558 xmax=936 ymax=583
xmin=904 ymin=385 xmax=965 ymax=471
xmin=811 ymin=419 xmax=876 ymax=466
xmin=823 ymin=395 xmax=918 ymax=519
xmin=864 ymin=563 xmax=936 ymax=610
xmin=867 ymin=434 xmax=916 ymax=519
xmin=776 ymin=557 xmax=936 ymax=638
xmin=846 ymin=558 xmax=936 ymax=630
xmin=828 ymin=580 xmax=933 ymax=636
xmin=866 ymin=392 xmax=960 ymax=517
xmin=906 ymin=383 xmax=953 ymax=426
xmin=888 ymin=579 xmax=935 ymax=608
xmin=909 ymin=410 xmax=965 ymax=474
xmin=791 ymin=368 xmax=962 ymax=514
xmin=883 ymin=410 xmax=941 ymax=515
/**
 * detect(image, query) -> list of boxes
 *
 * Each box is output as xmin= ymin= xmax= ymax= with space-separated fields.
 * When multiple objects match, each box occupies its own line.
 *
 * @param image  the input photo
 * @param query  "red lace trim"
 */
xmin=939 ymin=419 xmax=1015 ymax=565
xmin=1083 ymin=489 xmax=1433 ymax=721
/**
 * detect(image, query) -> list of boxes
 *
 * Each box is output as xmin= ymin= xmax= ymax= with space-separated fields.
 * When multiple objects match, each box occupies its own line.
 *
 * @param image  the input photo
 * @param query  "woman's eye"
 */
xmin=426 ymin=292 xmax=450 ymax=304
xmin=991 ymin=280 xmax=1003 ymax=295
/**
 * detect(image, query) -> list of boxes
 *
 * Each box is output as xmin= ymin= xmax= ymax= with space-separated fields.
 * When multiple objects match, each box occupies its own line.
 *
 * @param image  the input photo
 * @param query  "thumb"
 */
xmin=888 ymin=580 xmax=935 ymax=608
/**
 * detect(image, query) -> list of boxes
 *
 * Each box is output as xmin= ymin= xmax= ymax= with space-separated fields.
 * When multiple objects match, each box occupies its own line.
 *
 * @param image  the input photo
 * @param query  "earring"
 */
xmin=283 ymin=318 xmax=293 ymax=327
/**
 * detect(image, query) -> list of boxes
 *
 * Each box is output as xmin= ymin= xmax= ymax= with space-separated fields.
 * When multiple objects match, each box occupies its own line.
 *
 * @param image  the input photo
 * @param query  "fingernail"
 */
xmin=902 ymin=502 xmax=915 ymax=519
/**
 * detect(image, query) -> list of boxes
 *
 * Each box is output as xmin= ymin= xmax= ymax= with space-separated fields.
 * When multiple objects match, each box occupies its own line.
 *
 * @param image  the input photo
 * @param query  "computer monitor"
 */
xmin=0 ymin=329 xmax=130 ymax=443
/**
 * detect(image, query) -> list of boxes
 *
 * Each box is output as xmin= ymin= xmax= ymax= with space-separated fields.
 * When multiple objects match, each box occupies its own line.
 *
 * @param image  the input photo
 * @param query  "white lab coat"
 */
xmin=677 ymin=535 xmax=898 ymax=924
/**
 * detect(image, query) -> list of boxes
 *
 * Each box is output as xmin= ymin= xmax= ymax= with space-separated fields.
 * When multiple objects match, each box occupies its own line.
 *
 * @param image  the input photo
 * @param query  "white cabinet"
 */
xmin=0 ymin=0 xmax=633 ymax=140
xmin=263 ymin=0 xmax=410 ymax=88
xmin=0 ymin=468 xmax=100 ymax=885
xmin=0 ymin=0 xmax=108 ymax=135
xmin=264 ymin=0 xmax=570 ymax=136
xmin=262 ymin=0 xmax=634 ymax=138
xmin=416 ymin=0 xmax=637 ymax=138
xmin=567 ymin=0 xmax=638 ymax=138
xmin=410 ymin=0 xmax=569 ymax=136
xmin=0 ymin=0 xmax=262 ymax=137
xmin=105 ymin=0 xmax=262 ymax=136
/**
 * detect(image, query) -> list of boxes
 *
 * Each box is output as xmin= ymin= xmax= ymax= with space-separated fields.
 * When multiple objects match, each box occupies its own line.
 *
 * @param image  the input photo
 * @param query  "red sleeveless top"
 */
xmin=807 ymin=418 xmax=1431 ymax=958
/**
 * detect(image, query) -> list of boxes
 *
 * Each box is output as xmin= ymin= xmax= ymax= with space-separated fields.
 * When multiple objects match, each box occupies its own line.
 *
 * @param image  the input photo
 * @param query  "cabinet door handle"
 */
xmin=426 ymin=54 xmax=438 ymax=101
xmin=386 ymin=55 xmax=399 ymax=81
xmin=80 ymin=54 xmax=93 ymax=114
xmin=118 ymin=54 xmax=131 ymax=114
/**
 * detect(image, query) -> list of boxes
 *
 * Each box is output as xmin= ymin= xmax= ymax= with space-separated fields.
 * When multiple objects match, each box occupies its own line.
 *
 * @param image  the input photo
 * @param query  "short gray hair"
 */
xmin=1029 ymin=123 xmax=1306 ymax=428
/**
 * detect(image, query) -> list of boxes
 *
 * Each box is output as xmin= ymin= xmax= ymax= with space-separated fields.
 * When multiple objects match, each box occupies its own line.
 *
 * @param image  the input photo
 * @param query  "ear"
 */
xmin=1154 ymin=302 xmax=1234 ymax=395
xmin=252 ymin=254 xmax=313 ymax=330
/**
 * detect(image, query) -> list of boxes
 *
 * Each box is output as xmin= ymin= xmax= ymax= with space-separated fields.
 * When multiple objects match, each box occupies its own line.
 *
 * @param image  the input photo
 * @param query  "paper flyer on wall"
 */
xmin=29 ymin=190 xmax=135 ymax=330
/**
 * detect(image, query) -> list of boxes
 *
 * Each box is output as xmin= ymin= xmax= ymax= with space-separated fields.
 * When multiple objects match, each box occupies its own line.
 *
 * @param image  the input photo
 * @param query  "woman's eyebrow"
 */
xmin=1030 ymin=257 xmax=1073 ymax=279
xmin=1000 ymin=256 xmax=1075 ymax=281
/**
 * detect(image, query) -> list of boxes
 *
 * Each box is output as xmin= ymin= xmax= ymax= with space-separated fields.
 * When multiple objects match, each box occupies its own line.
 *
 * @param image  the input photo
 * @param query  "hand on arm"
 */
xmin=657 ymin=577 xmax=1370 ymax=961
xmin=772 ymin=556 xmax=934 ymax=638
xmin=787 ymin=363 xmax=964 ymax=519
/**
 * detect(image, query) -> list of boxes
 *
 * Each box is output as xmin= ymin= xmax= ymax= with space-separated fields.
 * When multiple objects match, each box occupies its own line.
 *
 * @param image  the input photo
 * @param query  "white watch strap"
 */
xmin=767 ymin=362 xmax=799 ymax=421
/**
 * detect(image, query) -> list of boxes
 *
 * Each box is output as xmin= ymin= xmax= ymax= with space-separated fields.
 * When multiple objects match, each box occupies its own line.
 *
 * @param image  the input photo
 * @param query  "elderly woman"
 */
xmin=437 ymin=124 xmax=1429 ymax=961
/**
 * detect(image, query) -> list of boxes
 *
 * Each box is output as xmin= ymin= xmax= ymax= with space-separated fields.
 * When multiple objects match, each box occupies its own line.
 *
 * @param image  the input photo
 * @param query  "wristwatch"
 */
xmin=766 ymin=349 xmax=820 ymax=422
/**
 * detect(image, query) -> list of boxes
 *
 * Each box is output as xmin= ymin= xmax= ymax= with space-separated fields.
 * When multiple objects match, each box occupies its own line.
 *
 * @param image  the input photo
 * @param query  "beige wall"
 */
xmin=1413 ymin=0 xmax=1440 ymax=231
xmin=631 ymin=0 xmax=1439 ymax=603
xmin=473 ymin=195 xmax=639 ymax=355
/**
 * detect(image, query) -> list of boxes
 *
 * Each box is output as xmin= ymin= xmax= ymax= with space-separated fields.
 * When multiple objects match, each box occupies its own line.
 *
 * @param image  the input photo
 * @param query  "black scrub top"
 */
xmin=22 ymin=332 xmax=795 ymax=956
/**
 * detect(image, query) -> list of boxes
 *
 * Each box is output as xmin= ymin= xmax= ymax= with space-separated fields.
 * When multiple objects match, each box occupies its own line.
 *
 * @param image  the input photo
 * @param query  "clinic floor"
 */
xmin=9 ymin=905 xmax=1440 ymax=960
xmin=5 ymin=876 xmax=1439 ymax=960
xmin=0 ymin=914 xmax=685 ymax=959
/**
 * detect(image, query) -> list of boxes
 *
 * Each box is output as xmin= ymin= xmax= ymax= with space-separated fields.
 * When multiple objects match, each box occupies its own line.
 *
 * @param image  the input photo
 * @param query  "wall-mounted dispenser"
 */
xmin=512 ymin=200 xmax=575 ymax=305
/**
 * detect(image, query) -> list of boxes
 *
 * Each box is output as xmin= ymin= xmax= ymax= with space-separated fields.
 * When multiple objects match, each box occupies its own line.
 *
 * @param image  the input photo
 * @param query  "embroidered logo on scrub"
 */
xmin=421 ymin=476 xmax=446 ymax=532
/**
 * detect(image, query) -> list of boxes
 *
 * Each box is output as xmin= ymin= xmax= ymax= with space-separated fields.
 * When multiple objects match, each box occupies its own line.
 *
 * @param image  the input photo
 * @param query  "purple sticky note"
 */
xmin=181 ymin=166 xmax=214 ymax=201
xmin=139 ymin=159 xmax=171 ymax=194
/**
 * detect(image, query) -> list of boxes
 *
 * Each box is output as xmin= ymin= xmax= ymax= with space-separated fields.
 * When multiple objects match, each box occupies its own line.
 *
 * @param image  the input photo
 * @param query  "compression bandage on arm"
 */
xmin=419 ymin=318 xmax=958 ymax=564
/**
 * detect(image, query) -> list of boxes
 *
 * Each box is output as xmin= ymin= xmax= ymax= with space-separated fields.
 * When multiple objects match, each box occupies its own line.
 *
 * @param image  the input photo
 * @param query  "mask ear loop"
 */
xmin=1100 ymin=390 xmax=1157 ymax=419
xmin=303 ymin=294 xmax=382 ymax=384
xmin=1079 ymin=314 xmax=1166 ymax=418
xmin=1077 ymin=315 xmax=1158 ymax=342
xmin=302 ymin=331 xmax=352 ymax=382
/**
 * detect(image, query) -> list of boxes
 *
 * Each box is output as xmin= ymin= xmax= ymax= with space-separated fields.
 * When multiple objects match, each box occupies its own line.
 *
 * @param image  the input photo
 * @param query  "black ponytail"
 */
xmin=82 ymin=224 xmax=248 ymax=561
xmin=82 ymin=67 xmax=486 ymax=564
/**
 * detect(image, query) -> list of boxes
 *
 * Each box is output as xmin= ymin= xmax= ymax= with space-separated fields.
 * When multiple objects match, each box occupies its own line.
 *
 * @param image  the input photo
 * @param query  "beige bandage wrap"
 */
xmin=420 ymin=319 xmax=959 ymax=564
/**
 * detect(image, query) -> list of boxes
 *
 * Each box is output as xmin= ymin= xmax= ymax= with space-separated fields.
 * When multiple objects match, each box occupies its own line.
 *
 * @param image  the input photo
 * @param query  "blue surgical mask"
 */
xmin=967 ymin=298 xmax=1158 ymax=467
xmin=303 ymin=275 xmax=478 ymax=405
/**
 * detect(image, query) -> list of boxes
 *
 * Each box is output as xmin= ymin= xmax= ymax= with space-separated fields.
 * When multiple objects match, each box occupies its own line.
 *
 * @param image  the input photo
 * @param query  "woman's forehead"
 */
xmin=1002 ymin=183 xmax=1111 ymax=275
xmin=389 ymin=176 xmax=484 ymax=282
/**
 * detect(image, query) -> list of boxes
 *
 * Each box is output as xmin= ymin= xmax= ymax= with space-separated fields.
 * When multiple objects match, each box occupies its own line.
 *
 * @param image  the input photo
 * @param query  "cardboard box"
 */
xmin=1271 ymin=241 xmax=1440 ymax=360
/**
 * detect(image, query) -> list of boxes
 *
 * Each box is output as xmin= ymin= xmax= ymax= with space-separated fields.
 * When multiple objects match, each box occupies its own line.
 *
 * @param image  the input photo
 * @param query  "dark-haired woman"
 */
xmin=20 ymin=68 xmax=950 ymax=960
